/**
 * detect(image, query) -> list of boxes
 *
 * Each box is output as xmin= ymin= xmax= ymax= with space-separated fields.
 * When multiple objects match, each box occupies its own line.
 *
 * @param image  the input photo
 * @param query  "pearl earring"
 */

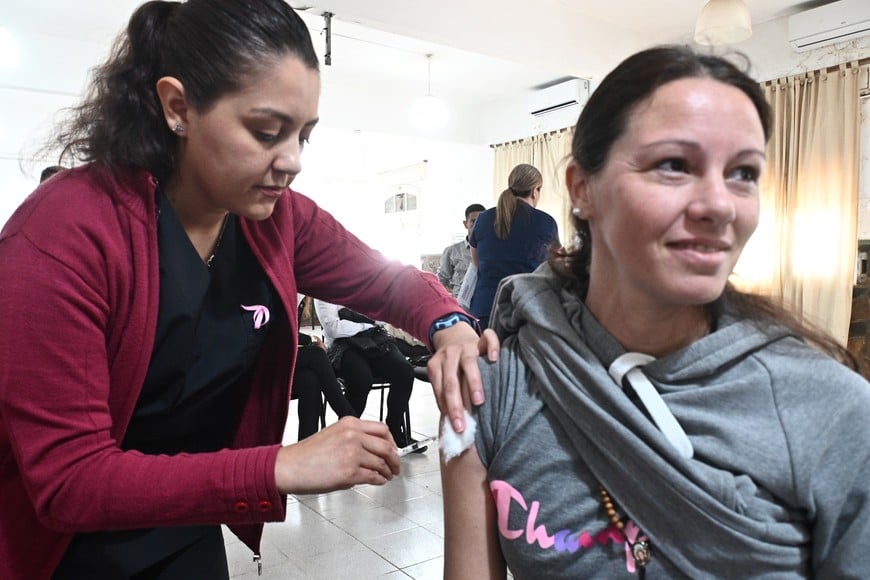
xmin=173 ymin=123 xmax=184 ymax=133
xmin=572 ymin=207 xmax=582 ymax=218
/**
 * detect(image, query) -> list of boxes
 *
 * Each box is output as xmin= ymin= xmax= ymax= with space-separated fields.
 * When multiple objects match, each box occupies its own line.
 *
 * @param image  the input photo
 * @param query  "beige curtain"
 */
xmin=734 ymin=62 xmax=863 ymax=343
xmin=492 ymin=128 xmax=575 ymax=246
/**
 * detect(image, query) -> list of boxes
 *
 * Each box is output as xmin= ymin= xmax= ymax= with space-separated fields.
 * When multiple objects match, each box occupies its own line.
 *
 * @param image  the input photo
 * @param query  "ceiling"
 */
xmin=2 ymin=0 xmax=833 ymax=141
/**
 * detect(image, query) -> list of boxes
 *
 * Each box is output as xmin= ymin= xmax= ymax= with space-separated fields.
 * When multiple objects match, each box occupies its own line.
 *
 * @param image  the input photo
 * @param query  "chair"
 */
xmin=370 ymin=379 xmax=412 ymax=443
xmin=327 ymin=377 xmax=412 ymax=443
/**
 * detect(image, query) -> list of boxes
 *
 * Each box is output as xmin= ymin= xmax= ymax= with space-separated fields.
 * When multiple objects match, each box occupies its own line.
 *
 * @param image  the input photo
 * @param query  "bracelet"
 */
xmin=428 ymin=312 xmax=480 ymax=345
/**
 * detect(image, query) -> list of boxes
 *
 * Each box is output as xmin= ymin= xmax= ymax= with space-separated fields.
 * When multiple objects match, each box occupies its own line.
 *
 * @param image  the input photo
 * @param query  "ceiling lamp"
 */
xmin=410 ymin=54 xmax=448 ymax=132
xmin=694 ymin=0 xmax=752 ymax=46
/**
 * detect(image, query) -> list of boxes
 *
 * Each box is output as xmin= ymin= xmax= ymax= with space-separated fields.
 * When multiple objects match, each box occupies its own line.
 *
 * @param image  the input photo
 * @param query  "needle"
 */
xmin=397 ymin=436 xmax=438 ymax=457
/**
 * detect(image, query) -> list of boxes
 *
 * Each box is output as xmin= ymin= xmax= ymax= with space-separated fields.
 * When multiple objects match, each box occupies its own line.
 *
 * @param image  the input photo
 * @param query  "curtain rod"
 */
xmin=489 ymin=126 xmax=572 ymax=149
xmin=761 ymin=56 xmax=870 ymax=83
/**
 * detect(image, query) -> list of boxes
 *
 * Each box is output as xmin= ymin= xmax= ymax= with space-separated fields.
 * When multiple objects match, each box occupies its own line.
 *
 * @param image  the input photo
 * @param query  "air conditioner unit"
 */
xmin=527 ymin=78 xmax=590 ymax=117
xmin=788 ymin=0 xmax=870 ymax=53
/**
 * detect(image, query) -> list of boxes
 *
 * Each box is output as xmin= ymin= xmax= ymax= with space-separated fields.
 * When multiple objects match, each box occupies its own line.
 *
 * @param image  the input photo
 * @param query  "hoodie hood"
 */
xmin=490 ymin=263 xmax=796 ymax=385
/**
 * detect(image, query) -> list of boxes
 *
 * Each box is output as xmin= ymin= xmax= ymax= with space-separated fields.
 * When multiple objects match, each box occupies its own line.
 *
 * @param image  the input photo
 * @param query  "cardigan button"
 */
xmin=234 ymin=501 xmax=249 ymax=513
xmin=258 ymin=500 xmax=272 ymax=512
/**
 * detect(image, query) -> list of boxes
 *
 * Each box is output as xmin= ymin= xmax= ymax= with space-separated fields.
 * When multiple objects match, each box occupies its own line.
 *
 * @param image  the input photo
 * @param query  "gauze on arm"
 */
xmin=439 ymin=409 xmax=477 ymax=462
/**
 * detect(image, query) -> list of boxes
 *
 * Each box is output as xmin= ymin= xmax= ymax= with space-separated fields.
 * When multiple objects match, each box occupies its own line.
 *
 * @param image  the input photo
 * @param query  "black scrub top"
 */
xmin=123 ymin=190 xmax=281 ymax=453
xmin=54 ymin=190 xmax=282 ymax=578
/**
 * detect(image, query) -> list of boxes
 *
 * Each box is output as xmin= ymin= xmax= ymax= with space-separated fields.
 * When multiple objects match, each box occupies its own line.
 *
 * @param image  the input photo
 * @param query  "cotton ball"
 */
xmin=439 ymin=410 xmax=477 ymax=462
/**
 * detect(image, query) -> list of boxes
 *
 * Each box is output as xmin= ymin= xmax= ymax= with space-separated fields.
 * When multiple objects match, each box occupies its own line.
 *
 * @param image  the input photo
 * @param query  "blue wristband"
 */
xmin=428 ymin=312 xmax=480 ymax=346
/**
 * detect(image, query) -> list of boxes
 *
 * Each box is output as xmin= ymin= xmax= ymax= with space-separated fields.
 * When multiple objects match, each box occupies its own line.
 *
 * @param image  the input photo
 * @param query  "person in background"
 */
xmin=40 ymin=165 xmax=65 ymax=182
xmin=438 ymin=203 xmax=486 ymax=297
xmin=442 ymin=45 xmax=870 ymax=578
xmin=294 ymin=297 xmax=356 ymax=440
xmin=314 ymin=299 xmax=425 ymax=452
xmin=469 ymin=163 xmax=559 ymax=329
xmin=0 ymin=1 xmax=490 ymax=578
xmin=382 ymin=322 xmax=430 ymax=360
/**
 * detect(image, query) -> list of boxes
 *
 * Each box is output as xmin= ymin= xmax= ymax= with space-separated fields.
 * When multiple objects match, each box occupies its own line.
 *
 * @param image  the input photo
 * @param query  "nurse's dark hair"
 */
xmin=551 ymin=45 xmax=859 ymax=371
xmin=50 ymin=0 xmax=319 ymax=180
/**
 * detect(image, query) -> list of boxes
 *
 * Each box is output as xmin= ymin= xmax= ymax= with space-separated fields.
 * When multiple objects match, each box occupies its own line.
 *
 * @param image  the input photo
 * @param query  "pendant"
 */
xmin=631 ymin=540 xmax=652 ymax=568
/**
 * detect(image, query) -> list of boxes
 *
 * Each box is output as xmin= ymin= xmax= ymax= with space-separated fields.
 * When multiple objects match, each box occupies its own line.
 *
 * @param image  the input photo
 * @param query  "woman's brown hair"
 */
xmin=494 ymin=163 xmax=542 ymax=240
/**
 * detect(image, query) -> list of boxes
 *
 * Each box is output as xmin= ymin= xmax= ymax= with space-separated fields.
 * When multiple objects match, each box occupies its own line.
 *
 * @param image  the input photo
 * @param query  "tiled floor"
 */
xmin=223 ymin=374 xmax=448 ymax=579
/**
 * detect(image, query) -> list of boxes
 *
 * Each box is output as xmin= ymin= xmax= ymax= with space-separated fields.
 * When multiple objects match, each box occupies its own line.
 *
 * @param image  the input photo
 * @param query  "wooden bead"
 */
xmin=597 ymin=484 xmax=649 ymax=564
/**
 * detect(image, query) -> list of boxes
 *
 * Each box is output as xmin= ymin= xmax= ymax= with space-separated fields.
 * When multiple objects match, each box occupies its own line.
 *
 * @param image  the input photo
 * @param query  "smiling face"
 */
xmin=568 ymin=77 xmax=766 ymax=320
xmin=164 ymin=54 xmax=320 ymax=222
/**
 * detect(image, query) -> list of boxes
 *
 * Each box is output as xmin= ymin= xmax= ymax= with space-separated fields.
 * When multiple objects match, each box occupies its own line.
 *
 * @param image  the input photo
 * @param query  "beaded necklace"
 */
xmin=598 ymin=485 xmax=652 ymax=577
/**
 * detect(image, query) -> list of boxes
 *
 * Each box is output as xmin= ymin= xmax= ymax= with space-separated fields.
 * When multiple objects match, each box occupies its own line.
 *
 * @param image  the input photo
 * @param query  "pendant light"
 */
xmin=694 ymin=0 xmax=752 ymax=46
xmin=410 ymin=54 xmax=448 ymax=131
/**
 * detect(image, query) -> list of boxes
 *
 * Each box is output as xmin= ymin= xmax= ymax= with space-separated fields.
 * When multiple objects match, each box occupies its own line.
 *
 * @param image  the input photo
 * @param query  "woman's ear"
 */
xmin=566 ymin=160 xmax=593 ymax=218
xmin=155 ymin=76 xmax=189 ymax=135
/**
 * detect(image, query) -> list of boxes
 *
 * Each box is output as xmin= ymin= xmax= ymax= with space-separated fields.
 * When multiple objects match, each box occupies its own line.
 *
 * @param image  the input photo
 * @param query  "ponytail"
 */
xmin=494 ymin=163 xmax=542 ymax=240
xmin=494 ymin=188 xmax=518 ymax=240
xmin=53 ymin=1 xmax=179 ymax=178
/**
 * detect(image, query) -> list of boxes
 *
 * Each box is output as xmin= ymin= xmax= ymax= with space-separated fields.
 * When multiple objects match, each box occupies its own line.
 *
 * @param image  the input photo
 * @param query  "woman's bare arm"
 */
xmin=441 ymin=439 xmax=506 ymax=580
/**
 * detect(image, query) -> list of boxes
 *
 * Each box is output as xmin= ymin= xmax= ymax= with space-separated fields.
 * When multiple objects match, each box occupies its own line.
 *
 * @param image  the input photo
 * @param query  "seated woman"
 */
xmin=293 ymin=331 xmax=356 ymax=440
xmin=442 ymin=45 xmax=870 ymax=578
xmin=292 ymin=296 xmax=355 ymax=440
xmin=313 ymin=299 xmax=423 ymax=450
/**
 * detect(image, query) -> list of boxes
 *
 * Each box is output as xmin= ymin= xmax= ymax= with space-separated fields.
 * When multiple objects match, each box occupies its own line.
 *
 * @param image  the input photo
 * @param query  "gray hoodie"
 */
xmin=474 ymin=265 xmax=870 ymax=578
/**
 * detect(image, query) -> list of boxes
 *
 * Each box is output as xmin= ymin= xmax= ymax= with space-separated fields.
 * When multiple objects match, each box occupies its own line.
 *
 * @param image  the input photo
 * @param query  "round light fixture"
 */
xmin=411 ymin=94 xmax=449 ymax=131
xmin=410 ymin=54 xmax=448 ymax=131
xmin=694 ymin=0 xmax=752 ymax=46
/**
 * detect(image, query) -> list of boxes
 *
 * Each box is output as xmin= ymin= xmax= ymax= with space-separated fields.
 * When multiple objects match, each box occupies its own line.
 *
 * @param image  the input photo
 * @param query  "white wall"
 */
xmin=290 ymin=127 xmax=493 ymax=263
xmin=0 ymin=29 xmax=104 ymax=225
xmin=476 ymin=20 xmax=870 ymax=146
xmin=742 ymin=19 xmax=870 ymax=82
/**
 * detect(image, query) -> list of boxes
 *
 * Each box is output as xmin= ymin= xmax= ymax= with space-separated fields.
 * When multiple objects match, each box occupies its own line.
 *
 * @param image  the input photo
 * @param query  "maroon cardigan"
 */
xmin=0 ymin=166 xmax=458 ymax=579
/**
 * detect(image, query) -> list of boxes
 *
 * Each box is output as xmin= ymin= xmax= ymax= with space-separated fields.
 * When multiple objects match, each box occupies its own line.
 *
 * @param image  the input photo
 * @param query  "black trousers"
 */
xmin=53 ymin=526 xmax=229 ymax=580
xmin=293 ymin=345 xmax=355 ymax=439
xmin=337 ymin=343 xmax=413 ymax=436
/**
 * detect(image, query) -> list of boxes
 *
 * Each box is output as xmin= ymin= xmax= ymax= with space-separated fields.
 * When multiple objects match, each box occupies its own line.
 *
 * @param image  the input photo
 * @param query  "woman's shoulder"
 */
xmin=3 ymin=164 xmax=152 ymax=241
xmin=475 ymin=334 xmax=541 ymax=453
xmin=478 ymin=334 xmax=537 ymax=411
xmin=475 ymin=207 xmax=496 ymax=223
xmin=529 ymin=205 xmax=558 ymax=225
xmin=758 ymin=337 xmax=870 ymax=427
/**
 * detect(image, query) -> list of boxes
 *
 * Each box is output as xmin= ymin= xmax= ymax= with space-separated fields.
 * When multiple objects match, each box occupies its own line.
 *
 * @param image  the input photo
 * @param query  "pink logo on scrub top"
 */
xmin=241 ymin=304 xmax=270 ymax=329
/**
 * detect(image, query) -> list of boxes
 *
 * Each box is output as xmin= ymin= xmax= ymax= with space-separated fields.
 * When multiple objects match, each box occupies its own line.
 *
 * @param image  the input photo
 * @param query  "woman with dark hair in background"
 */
xmin=442 ymin=46 xmax=870 ymax=578
xmin=294 ymin=298 xmax=356 ymax=441
xmin=0 ymin=1 xmax=491 ymax=577
xmin=469 ymin=163 xmax=559 ymax=329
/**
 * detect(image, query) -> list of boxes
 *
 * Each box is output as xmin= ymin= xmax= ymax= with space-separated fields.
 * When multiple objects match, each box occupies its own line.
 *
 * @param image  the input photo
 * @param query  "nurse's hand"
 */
xmin=428 ymin=324 xmax=499 ymax=434
xmin=274 ymin=417 xmax=400 ymax=494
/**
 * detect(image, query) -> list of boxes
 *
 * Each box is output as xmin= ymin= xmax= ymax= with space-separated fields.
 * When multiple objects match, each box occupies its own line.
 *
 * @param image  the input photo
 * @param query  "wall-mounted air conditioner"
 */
xmin=527 ymin=78 xmax=590 ymax=117
xmin=788 ymin=0 xmax=870 ymax=53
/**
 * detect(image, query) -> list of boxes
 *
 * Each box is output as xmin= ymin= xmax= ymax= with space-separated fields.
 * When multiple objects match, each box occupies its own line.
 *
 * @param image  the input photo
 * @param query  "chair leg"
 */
xmin=320 ymin=392 xmax=327 ymax=429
